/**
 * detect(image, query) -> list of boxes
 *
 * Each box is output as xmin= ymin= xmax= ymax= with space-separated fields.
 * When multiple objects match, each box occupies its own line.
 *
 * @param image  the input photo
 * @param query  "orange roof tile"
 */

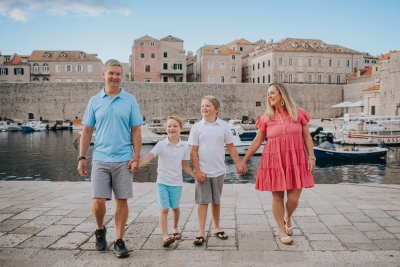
xmin=135 ymin=35 xmax=159 ymax=42
xmin=348 ymin=67 xmax=372 ymax=78
xmin=199 ymin=45 xmax=241 ymax=55
xmin=160 ymin=35 xmax=183 ymax=42
xmin=227 ymin=48 xmax=242 ymax=54
xmin=378 ymin=50 xmax=398 ymax=60
xmin=28 ymin=51 xmax=101 ymax=62
xmin=235 ymin=38 xmax=253 ymax=45
xmin=363 ymin=84 xmax=380 ymax=91
xmin=3 ymin=54 xmax=29 ymax=65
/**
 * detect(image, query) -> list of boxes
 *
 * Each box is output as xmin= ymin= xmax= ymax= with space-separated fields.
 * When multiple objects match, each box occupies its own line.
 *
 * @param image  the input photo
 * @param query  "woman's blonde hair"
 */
xmin=166 ymin=116 xmax=183 ymax=128
xmin=265 ymin=83 xmax=298 ymax=121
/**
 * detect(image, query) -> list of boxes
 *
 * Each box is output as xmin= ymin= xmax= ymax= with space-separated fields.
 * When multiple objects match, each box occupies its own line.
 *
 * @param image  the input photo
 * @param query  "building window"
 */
xmin=220 ymin=62 xmax=226 ymax=70
xmin=163 ymin=63 xmax=168 ymax=70
xmin=77 ymin=79 xmax=82 ymax=82
xmin=336 ymin=75 xmax=341 ymax=84
xmin=232 ymin=55 xmax=235 ymax=59
xmin=61 ymin=52 xmax=67 ymax=58
xmin=257 ymin=77 xmax=260 ymax=83
xmin=328 ymin=75 xmax=332 ymax=84
xmin=220 ymin=76 xmax=225 ymax=83
xmin=231 ymin=65 xmax=237 ymax=72
xmin=4 ymin=56 xmax=11 ymax=62
xmin=65 ymin=65 xmax=72 ymax=72
xmin=308 ymin=59 xmax=312 ymax=66
xmin=14 ymin=68 xmax=24 ymax=75
xmin=151 ymin=53 xmax=155 ymax=58
xmin=150 ymin=42 xmax=155 ymax=47
xmin=208 ymin=61 xmax=214 ymax=70
xmin=140 ymin=53 xmax=144 ymax=58
xmin=337 ymin=59 xmax=341 ymax=67
xmin=365 ymin=59 xmax=369 ymax=63
xmin=163 ymin=52 xmax=167 ymax=58
xmin=278 ymin=73 xmax=283 ymax=82
xmin=43 ymin=77 xmax=49 ymax=82
xmin=144 ymin=79 xmax=151 ymax=82
xmin=258 ymin=63 xmax=260 ymax=69
xmin=347 ymin=60 xmax=350 ymax=67
xmin=318 ymin=59 xmax=322 ymax=67
xmin=268 ymin=74 xmax=270 ymax=83
xmin=22 ymin=58 xmax=27 ymax=63
xmin=268 ymin=60 xmax=270 ymax=66
xmin=66 ymin=78 xmax=72 ymax=82
xmin=208 ymin=75 xmax=214 ymax=83
xmin=263 ymin=76 xmax=265 ymax=83
xmin=355 ymin=60 xmax=359 ymax=68
xmin=163 ymin=76 xmax=168 ymax=82
xmin=317 ymin=74 xmax=322 ymax=83
xmin=79 ymin=53 xmax=85 ymax=58
xmin=298 ymin=58 xmax=303 ymax=66
xmin=288 ymin=74 xmax=293 ymax=83
xmin=56 ymin=65 xmax=60 ymax=72
xmin=308 ymin=74 xmax=313 ymax=83
xmin=263 ymin=61 xmax=265 ymax=68
xmin=253 ymin=78 xmax=255 ymax=83
xmin=0 ymin=68 xmax=8 ymax=75
xmin=328 ymin=59 xmax=332 ymax=67
xmin=232 ymin=78 xmax=236 ymax=83
xmin=140 ymin=42 xmax=144 ymax=47
xmin=88 ymin=79 xmax=93 ymax=82
xmin=376 ymin=67 xmax=378 ymax=71
xmin=278 ymin=58 xmax=283 ymax=65
xmin=88 ymin=65 xmax=93 ymax=72
xmin=252 ymin=64 xmax=254 ymax=70
xmin=33 ymin=63 xmax=39 ymax=74
xmin=289 ymin=58 xmax=293 ymax=65
xmin=173 ymin=63 xmax=182 ymax=70
xmin=42 ymin=63 xmax=49 ymax=74
xmin=145 ymin=65 xmax=150 ymax=72
xmin=76 ymin=65 xmax=83 ymax=72
xmin=33 ymin=77 xmax=39 ymax=82
xmin=371 ymin=106 xmax=375 ymax=115
xmin=240 ymin=47 xmax=243 ymax=51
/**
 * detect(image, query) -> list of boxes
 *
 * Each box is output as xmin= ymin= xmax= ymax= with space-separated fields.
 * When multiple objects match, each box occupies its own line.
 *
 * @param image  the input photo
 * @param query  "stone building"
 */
xmin=187 ymin=45 xmax=242 ymax=83
xmin=0 ymin=53 xmax=30 ymax=83
xmin=131 ymin=35 xmax=186 ymax=82
xmin=28 ymin=51 xmax=103 ymax=82
xmin=240 ymin=38 xmax=365 ymax=85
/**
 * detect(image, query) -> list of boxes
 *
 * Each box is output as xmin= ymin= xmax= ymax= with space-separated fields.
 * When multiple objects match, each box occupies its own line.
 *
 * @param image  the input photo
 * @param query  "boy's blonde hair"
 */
xmin=203 ymin=95 xmax=220 ymax=115
xmin=265 ymin=83 xmax=298 ymax=122
xmin=166 ymin=116 xmax=183 ymax=128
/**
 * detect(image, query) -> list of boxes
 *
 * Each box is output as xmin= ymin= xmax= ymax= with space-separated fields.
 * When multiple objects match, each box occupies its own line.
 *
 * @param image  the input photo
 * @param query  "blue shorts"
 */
xmin=157 ymin=183 xmax=182 ymax=210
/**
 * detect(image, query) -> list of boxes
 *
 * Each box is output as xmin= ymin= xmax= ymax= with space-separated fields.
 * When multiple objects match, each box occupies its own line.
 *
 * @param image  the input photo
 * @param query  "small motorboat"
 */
xmin=225 ymin=125 xmax=264 ymax=156
xmin=314 ymin=145 xmax=388 ymax=160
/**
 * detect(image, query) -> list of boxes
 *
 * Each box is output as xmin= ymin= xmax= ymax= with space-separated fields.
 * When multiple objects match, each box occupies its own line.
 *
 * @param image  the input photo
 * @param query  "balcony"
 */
xmin=160 ymin=69 xmax=184 ymax=75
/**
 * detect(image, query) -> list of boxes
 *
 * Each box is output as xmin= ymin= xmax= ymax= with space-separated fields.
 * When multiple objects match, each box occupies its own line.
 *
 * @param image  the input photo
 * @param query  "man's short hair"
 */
xmin=103 ymin=59 xmax=123 ymax=74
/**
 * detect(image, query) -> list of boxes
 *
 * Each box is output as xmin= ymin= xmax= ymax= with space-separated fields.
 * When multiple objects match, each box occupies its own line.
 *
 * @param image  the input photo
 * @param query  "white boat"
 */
xmin=21 ymin=120 xmax=48 ymax=132
xmin=339 ymin=114 xmax=400 ymax=145
xmin=225 ymin=125 xmax=264 ymax=155
xmin=55 ymin=119 xmax=73 ymax=130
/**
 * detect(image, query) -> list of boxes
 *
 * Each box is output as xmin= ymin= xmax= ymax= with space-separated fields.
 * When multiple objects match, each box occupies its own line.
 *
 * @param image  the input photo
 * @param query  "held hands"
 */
xmin=236 ymin=161 xmax=248 ymax=174
xmin=128 ymin=158 xmax=139 ymax=173
xmin=194 ymin=170 xmax=207 ymax=183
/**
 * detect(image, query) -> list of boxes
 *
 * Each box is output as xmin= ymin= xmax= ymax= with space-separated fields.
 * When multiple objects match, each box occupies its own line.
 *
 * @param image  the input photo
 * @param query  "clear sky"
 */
xmin=1 ymin=0 xmax=399 ymax=63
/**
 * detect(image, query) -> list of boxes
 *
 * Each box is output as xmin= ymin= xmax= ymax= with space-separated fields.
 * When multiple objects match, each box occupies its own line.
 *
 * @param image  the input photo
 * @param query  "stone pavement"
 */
xmin=1 ymin=181 xmax=400 ymax=267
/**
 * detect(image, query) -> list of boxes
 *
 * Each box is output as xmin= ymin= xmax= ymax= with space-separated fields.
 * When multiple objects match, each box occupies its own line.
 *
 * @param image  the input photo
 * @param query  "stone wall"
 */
xmin=379 ymin=52 xmax=400 ymax=116
xmin=0 ymin=82 xmax=344 ymax=121
xmin=343 ymin=80 xmax=375 ymax=114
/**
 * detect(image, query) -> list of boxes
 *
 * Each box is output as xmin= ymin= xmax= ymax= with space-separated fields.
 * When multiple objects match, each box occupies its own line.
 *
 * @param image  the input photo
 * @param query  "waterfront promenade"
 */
xmin=0 ymin=181 xmax=400 ymax=266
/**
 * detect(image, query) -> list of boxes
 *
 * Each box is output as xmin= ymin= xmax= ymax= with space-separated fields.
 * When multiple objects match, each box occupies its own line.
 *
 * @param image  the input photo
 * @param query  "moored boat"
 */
xmin=225 ymin=125 xmax=264 ymax=155
xmin=314 ymin=146 xmax=388 ymax=160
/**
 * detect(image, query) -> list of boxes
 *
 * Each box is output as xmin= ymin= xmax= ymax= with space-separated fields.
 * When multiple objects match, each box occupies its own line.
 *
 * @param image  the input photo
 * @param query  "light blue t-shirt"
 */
xmin=82 ymin=88 xmax=143 ymax=162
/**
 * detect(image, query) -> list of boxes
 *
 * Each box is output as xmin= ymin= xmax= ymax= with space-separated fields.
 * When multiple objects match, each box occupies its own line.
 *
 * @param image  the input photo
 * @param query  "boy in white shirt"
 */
xmin=188 ymin=95 xmax=242 ymax=245
xmin=135 ymin=116 xmax=196 ymax=247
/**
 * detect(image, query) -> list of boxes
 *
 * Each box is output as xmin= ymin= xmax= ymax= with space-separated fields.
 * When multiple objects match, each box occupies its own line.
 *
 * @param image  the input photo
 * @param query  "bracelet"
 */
xmin=309 ymin=156 xmax=316 ymax=161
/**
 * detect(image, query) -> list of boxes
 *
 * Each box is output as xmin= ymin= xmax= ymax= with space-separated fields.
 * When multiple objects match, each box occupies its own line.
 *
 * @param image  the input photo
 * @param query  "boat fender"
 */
xmin=368 ymin=138 xmax=372 ymax=143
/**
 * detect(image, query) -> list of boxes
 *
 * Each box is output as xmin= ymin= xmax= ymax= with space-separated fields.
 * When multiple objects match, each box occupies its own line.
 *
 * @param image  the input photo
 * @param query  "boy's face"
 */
xmin=201 ymin=99 xmax=219 ymax=118
xmin=166 ymin=119 xmax=182 ymax=138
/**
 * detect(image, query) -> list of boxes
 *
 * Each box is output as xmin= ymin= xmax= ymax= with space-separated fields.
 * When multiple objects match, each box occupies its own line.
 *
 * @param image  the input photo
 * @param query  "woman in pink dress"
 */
xmin=237 ymin=83 xmax=315 ymax=245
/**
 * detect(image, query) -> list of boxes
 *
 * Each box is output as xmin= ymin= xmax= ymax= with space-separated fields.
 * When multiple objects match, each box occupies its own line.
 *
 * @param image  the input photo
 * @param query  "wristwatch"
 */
xmin=309 ymin=156 xmax=316 ymax=161
xmin=77 ymin=156 xmax=86 ymax=161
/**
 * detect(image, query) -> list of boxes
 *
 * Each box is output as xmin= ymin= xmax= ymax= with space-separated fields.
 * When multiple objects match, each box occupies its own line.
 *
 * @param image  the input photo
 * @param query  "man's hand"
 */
xmin=128 ymin=158 xmax=139 ymax=173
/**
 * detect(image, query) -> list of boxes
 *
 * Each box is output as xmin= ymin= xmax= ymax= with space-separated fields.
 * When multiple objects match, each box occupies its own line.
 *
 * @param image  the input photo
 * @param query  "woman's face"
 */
xmin=267 ymin=85 xmax=282 ymax=107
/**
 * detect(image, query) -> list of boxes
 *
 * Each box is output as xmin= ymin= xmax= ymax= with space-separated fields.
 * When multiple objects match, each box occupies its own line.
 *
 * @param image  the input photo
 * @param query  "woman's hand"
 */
xmin=236 ymin=161 xmax=248 ymax=174
xmin=308 ymin=158 xmax=316 ymax=173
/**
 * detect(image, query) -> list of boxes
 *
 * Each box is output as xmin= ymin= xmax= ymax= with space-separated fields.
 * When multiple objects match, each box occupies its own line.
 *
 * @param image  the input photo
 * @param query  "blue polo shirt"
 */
xmin=82 ymin=88 xmax=143 ymax=162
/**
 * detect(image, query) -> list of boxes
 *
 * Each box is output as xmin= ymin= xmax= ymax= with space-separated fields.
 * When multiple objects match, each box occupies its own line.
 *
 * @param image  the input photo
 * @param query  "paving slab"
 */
xmin=0 ymin=181 xmax=399 ymax=266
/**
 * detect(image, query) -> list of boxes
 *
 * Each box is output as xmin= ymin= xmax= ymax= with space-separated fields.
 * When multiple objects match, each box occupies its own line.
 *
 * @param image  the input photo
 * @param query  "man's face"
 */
xmin=102 ymin=65 xmax=122 ymax=89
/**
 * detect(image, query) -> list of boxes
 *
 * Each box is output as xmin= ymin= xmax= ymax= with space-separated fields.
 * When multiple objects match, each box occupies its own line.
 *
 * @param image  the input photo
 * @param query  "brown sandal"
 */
xmin=162 ymin=237 xmax=175 ymax=247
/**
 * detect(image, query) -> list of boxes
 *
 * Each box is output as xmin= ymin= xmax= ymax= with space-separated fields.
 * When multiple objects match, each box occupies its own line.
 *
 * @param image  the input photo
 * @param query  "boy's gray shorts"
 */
xmin=195 ymin=174 xmax=224 ymax=204
xmin=91 ymin=160 xmax=133 ymax=200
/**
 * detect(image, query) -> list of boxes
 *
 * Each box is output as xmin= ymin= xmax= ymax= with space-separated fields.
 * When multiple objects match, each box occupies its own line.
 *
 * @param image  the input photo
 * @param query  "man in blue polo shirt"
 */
xmin=77 ymin=59 xmax=143 ymax=258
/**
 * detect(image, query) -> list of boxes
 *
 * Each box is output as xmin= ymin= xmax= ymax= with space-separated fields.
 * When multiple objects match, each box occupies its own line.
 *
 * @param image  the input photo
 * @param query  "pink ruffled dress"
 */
xmin=255 ymin=107 xmax=314 ymax=191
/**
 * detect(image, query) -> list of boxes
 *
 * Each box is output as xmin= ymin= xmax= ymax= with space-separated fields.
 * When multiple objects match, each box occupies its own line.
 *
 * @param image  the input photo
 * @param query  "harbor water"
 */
xmin=0 ymin=130 xmax=399 ymax=184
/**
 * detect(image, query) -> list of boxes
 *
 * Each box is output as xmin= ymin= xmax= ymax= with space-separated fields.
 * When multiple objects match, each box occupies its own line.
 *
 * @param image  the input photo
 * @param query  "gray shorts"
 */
xmin=91 ymin=160 xmax=133 ymax=200
xmin=195 ymin=175 xmax=224 ymax=205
